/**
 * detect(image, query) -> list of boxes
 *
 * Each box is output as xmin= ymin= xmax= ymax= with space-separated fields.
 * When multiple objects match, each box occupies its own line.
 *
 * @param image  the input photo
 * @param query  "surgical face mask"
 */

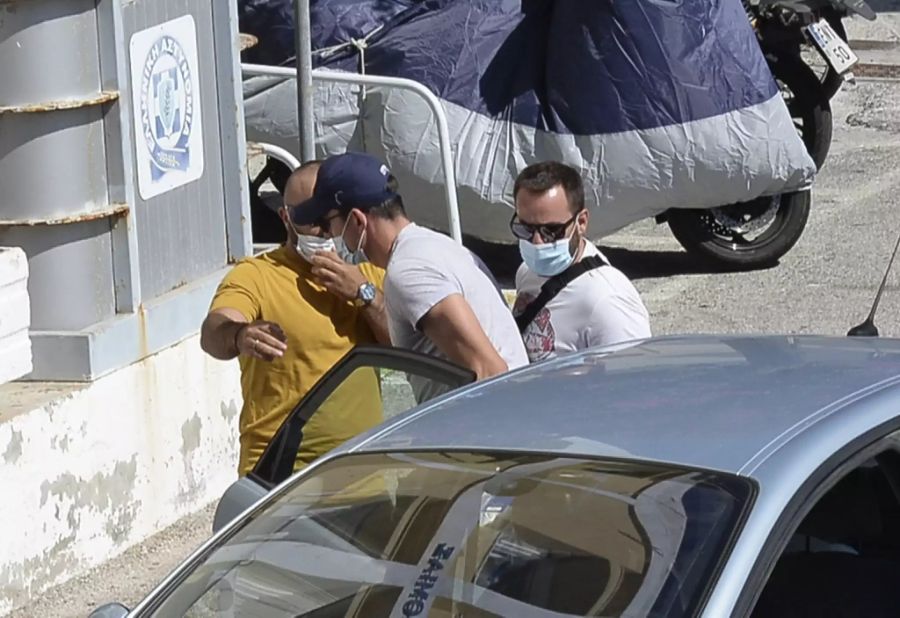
xmin=295 ymin=234 xmax=335 ymax=262
xmin=334 ymin=215 xmax=368 ymax=265
xmin=519 ymin=237 xmax=575 ymax=277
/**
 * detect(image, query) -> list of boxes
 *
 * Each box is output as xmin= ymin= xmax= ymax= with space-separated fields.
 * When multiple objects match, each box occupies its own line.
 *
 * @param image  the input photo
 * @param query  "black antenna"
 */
xmin=848 ymin=228 xmax=900 ymax=337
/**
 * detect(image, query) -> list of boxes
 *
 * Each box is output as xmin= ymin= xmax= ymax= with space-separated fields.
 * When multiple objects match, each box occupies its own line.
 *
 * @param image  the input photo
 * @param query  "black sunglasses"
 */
xmin=315 ymin=211 xmax=346 ymax=230
xmin=510 ymin=210 xmax=582 ymax=243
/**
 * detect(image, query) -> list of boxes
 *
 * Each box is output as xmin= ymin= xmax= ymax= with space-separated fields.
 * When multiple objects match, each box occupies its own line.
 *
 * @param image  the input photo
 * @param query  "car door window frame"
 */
xmin=249 ymin=345 xmax=476 ymax=489
xmin=735 ymin=418 xmax=900 ymax=617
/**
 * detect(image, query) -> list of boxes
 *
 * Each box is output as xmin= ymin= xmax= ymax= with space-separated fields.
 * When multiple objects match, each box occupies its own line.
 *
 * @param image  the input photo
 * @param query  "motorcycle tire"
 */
xmin=768 ymin=54 xmax=833 ymax=170
xmin=666 ymin=190 xmax=811 ymax=270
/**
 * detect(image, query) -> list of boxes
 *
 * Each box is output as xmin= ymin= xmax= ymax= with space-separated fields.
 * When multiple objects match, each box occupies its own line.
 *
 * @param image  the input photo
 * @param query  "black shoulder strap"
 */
xmin=515 ymin=255 xmax=607 ymax=333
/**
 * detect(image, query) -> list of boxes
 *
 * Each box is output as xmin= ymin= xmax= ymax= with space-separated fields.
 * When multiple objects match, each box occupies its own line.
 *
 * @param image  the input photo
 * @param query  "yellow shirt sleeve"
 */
xmin=209 ymin=260 xmax=264 ymax=322
xmin=360 ymin=263 xmax=386 ymax=290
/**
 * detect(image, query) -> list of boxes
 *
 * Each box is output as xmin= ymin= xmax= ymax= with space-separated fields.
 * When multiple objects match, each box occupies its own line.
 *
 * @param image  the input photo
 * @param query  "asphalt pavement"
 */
xmin=12 ymin=11 xmax=900 ymax=618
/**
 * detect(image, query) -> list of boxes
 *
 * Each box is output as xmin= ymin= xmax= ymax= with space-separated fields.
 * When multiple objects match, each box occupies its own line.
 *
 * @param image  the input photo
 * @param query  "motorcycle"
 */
xmin=665 ymin=0 xmax=875 ymax=269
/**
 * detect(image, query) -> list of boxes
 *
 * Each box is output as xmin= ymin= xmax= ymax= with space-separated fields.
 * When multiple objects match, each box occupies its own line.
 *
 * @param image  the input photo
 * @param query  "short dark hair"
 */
xmin=513 ymin=161 xmax=585 ymax=213
xmin=364 ymin=175 xmax=406 ymax=220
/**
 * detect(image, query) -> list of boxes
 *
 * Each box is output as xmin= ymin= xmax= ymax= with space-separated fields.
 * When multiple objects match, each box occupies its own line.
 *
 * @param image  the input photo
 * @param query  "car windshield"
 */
xmin=148 ymin=452 xmax=753 ymax=618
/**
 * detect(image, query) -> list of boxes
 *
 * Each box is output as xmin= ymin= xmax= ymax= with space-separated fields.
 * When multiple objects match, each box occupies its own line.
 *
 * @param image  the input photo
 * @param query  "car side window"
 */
xmin=750 ymin=449 xmax=900 ymax=617
xmin=250 ymin=346 xmax=476 ymax=488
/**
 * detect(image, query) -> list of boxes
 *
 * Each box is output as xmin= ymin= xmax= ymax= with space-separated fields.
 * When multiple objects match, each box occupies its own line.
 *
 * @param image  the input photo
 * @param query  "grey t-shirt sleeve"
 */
xmin=386 ymin=258 xmax=463 ymax=329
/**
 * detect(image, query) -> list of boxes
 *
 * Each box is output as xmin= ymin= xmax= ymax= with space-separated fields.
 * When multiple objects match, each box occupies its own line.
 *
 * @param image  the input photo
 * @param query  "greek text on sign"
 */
xmin=129 ymin=15 xmax=205 ymax=200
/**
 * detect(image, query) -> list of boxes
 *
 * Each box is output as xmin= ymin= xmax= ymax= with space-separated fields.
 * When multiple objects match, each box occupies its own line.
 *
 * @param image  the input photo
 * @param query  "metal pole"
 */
xmin=294 ymin=0 xmax=315 ymax=162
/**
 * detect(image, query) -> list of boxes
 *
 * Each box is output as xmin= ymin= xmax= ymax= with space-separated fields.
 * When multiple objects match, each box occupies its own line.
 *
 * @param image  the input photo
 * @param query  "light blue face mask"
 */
xmin=518 ymin=237 xmax=575 ymax=277
xmin=334 ymin=215 xmax=368 ymax=265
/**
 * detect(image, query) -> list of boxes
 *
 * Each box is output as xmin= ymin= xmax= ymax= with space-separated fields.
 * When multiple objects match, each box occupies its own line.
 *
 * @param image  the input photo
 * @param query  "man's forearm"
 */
xmin=200 ymin=312 xmax=247 ymax=360
xmin=420 ymin=294 xmax=509 ymax=381
xmin=362 ymin=291 xmax=391 ymax=345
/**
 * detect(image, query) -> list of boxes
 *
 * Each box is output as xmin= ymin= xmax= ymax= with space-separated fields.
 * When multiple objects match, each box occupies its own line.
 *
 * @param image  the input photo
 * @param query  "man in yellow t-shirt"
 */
xmin=200 ymin=160 xmax=390 ymax=476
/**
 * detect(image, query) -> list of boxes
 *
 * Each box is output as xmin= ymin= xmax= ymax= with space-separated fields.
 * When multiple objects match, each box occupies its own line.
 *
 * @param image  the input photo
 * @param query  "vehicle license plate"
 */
xmin=805 ymin=18 xmax=858 ymax=75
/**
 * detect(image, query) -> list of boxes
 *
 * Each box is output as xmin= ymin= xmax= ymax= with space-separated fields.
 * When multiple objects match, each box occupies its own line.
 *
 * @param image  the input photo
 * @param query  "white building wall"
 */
xmin=0 ymin=335 xmax=241 ymax=615
xmin=0 ymin=248 xmax=32 ymax=385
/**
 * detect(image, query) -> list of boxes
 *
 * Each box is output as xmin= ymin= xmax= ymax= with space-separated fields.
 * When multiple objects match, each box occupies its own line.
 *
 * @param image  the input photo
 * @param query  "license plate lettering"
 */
xmin=805 ymin=18 xmax=858 ymax=75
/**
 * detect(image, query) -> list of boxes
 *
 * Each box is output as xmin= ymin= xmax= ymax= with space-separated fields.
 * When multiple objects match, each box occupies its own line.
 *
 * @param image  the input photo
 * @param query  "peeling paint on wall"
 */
xmin=50 ymin=433 xmax=70 ymax=453
xmin=181 ymin=414 xmax=202 ymax=457
xmin=3 ymin=429 xmax=22 ymax=463
xmin=0 ymin=526 xmax=78 ymax=611
xmin=220 ymin=399 xmax=239 ymax=422
xmin=0 ymin=333 xmax=241 ymax=616
xmin=40 ymin=457 xmax=138 ymax=513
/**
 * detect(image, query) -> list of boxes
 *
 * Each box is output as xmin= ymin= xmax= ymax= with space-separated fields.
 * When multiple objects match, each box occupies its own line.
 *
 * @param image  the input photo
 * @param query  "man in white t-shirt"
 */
xmin=292 ymin=152 xmax=529 ymax=400
xmin=511 ymin=161 xmax=651 ymax=362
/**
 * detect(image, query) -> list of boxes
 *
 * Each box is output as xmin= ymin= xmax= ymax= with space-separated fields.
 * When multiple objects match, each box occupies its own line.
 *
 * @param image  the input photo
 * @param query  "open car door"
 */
xmin=213 ymin=345 xmax=476 ymax=531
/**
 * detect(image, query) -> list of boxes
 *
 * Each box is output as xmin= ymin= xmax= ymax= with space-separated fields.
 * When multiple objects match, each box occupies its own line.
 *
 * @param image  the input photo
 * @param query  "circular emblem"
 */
xmin=139 ymin=34 xmax=195 ymax=179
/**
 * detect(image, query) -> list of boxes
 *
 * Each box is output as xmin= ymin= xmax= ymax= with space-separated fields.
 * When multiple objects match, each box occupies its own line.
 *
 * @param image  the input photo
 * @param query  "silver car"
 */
xmin=93 ymin=335 xmax=900 ymax=617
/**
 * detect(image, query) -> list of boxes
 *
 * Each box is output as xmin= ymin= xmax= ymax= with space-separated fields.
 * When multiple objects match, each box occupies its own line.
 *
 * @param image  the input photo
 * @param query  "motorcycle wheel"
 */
xmin=248 ymin=156 xmax=293 ymax=244
xmin=666 ymin=55 xmax=826 ymax=269
xmin=666 ymin=190 xmax=811 ymax=270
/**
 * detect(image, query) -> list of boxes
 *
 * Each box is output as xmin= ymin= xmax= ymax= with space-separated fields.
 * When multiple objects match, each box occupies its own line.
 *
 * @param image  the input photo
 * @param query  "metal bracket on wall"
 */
xmin=0 ymin=204 xmax=129 ymax=227
xmin=0 ymin=91 xmax=119 ymax=115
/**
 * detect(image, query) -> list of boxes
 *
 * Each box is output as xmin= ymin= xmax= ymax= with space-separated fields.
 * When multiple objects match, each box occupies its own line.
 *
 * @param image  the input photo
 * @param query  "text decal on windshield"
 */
xmin=402 ymin=543 xmax=456 ymax=617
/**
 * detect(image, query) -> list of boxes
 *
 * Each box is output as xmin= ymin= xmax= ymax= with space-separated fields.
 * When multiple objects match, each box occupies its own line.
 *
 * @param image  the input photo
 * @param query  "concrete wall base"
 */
xmin=0 ymin=334 xmax=241 ymax=615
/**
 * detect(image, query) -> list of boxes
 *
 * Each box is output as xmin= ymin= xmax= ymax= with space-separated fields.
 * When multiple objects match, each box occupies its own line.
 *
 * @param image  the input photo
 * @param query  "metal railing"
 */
xmin=248 ymin=141 xmax=302 ymax=171
xmin=241 ymin=63 xmax=463 ymax=244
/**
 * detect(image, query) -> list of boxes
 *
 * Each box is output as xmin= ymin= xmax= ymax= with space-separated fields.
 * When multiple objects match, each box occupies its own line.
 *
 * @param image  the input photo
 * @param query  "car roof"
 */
xmin=345 ymin=335 xmax=900 ymax=477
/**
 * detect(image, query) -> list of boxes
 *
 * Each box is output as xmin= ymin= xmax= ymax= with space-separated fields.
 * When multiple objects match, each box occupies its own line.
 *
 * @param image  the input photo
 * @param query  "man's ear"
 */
xmin=350 ymin=208 xmax=366 ymax=228
xmin=577 ymin=208 xmax=589 ymax=233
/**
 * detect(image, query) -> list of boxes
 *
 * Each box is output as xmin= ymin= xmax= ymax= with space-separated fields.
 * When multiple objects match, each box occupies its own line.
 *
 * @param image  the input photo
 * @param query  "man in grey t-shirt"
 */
xmin=292 ymin=152 xmax=528 ymax=400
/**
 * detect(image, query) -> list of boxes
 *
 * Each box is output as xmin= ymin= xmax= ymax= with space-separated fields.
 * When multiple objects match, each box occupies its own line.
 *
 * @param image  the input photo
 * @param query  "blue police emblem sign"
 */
xmin=130 ymin=15 xmax=204 ymax=200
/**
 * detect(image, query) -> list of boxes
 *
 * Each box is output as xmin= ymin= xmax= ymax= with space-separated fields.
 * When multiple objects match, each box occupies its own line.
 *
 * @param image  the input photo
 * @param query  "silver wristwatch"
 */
xmin=355 ymin=281 xmax=377 ymax=307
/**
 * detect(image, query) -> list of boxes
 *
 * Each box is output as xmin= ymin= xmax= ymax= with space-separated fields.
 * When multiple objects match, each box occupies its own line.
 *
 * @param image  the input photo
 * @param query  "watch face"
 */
xmin=359 ymin=282 xmax=376 ymax=302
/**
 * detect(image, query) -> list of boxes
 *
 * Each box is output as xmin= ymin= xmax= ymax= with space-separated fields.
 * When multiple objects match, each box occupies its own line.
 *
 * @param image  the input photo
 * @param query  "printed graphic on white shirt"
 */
xmin=512 ymin=293 xmax=556 ymax=362
xmin=514 ymin=244 xmax=651 ymax=363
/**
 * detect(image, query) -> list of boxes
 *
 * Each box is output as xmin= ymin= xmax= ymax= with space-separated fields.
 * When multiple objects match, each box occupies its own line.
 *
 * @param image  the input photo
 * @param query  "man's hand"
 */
xmin=236 ymin=320 xmax=288 ymax=361
xmin=310 ymin=250 xmax=366 ymax=302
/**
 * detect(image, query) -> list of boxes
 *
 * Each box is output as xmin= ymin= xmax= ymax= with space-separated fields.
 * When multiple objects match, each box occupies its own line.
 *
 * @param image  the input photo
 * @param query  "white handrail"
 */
xmin=241 ymin=63 xmax=463 ymax=244
xmin=250 ymin=142 xmax=302 ymax=171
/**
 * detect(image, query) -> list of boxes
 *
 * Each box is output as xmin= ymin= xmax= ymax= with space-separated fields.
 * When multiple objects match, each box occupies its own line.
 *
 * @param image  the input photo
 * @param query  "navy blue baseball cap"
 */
xmin=291 ymin=152 xmax=398 ymax=225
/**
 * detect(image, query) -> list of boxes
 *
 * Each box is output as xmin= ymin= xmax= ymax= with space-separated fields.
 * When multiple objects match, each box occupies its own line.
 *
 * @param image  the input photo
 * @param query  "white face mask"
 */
xmin=295 ymin=234 xmax=335 ymax=262
xmin=334 ymin=215 xmax=368 ymax=265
